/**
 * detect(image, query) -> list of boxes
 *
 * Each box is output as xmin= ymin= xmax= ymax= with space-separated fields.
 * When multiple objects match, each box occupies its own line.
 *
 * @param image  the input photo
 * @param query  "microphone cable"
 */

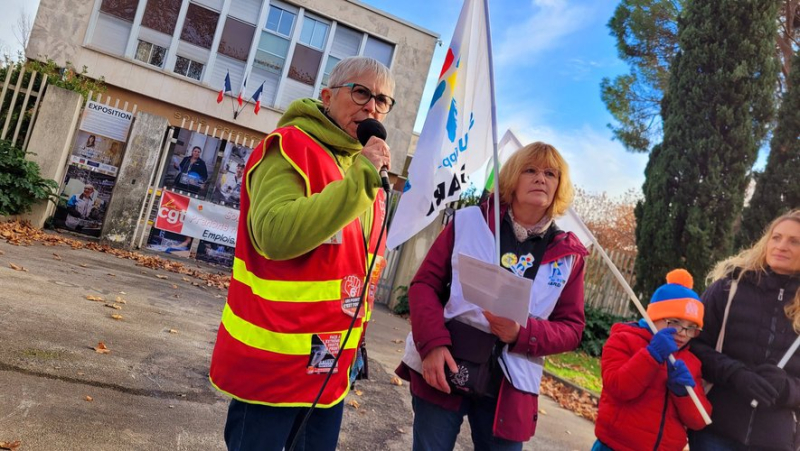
xmin=287 ymin=185 xmax=392 ymax=451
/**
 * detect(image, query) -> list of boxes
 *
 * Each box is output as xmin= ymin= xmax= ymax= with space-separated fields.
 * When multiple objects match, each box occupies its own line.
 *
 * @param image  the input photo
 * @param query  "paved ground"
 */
xmin=0 ymin=235 xmax=595 ymax=450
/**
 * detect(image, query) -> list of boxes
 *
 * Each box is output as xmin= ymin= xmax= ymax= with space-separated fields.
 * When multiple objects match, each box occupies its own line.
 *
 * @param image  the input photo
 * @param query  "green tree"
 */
xmin=634 ymin=0 xmax=781 ymax=299
xmin=603 ymin=0 xmax=798 ymax=153
xmin=738 ymin=51 xmax=800 ymax=247
xmin=601 ymin=0 xmax=683 ymax=153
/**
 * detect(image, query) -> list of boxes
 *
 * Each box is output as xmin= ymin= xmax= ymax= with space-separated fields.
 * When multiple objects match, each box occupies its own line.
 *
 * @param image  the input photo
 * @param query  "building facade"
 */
xmin=27 ymin=0 xmax=437 ymax=169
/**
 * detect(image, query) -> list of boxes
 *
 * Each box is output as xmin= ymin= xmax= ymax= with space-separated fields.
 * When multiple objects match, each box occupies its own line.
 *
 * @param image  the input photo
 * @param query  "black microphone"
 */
xmin=356 ymin=119 xmax=391 ymax=192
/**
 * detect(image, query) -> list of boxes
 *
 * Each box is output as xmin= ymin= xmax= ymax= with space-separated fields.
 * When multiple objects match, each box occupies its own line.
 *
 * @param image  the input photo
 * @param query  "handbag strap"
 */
xmin=716 ymin=279 xmax=738 ymax=352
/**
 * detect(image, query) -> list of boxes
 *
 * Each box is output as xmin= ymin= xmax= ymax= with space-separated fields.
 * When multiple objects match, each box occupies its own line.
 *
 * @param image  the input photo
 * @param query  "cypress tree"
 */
xmin=737 ymin=51 xmax=800 ymax=248
xmin=634 ymin=0 xmax=780 ymax=300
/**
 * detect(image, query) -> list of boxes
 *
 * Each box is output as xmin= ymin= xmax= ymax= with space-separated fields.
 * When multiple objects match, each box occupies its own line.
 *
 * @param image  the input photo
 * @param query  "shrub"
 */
xmin=580 ymin=306 xmax=632 ymax=357
xmin=0 ymin=139 xmax=58 ymax=215
xmin=392 ymin=285 xmax=409 ymax=315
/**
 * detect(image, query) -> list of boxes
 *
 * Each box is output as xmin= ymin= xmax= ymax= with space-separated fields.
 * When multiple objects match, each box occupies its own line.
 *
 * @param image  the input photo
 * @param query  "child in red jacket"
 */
xmin=593 ymin=269 xmax=712 ymax=451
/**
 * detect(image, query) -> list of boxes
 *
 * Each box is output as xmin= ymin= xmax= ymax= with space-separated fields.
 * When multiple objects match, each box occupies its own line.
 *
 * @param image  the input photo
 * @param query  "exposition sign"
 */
xmin=155 ymin=190 xmax=239 ymax=247
xmin=80 ymin=101 xmax=133 ymax=142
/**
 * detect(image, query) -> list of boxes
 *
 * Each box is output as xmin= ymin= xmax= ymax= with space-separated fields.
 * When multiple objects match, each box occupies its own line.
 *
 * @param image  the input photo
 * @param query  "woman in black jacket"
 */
xmin=689 ymin=209 xmax=800 ymax=450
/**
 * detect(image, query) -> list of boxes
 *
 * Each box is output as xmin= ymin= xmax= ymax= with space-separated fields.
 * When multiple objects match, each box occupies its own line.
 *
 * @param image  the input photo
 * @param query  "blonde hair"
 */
xmin=707 ymin=209 xmax=800 ymax=332
xmin=497 ymin=142 xmax=574 ymax=217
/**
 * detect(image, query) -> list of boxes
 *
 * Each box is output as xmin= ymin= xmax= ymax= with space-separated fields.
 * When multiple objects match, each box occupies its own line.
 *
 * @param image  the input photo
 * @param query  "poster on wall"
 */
xmin=54 ymin=101 xmax=133 ymax=237
xmin=153 ymin=190 xmax=239 ymax=248
xmin=52 ymin=166 xmax=116 ymax=237
xmin=70 ymin=101 xmax=133 ymax=176
xmin=146 ymin=229 xmax=193 ymax=258
xmin=80 ymin=101 xmax=133 ymax=142
xmin=161 ymin=128 xmax=221 ymax=197
xmin=210 ymin=142 xmax=253 ymax=208
xmin=70 ymin=130 xmax=126 ymax=176
xmin=196 ymin=240 xmax=235 ymax=267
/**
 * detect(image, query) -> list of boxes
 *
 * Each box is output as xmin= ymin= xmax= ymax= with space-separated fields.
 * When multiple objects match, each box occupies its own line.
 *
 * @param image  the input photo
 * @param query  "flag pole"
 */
xmin=568 ymin=209 xmax=712 ymax=425
xmin=483 ymin=0 xmax=501 ymax=265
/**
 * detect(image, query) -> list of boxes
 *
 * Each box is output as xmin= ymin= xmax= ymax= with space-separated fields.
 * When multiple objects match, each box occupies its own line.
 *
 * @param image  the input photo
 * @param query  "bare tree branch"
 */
xmin=12 ymin=9 xmax=32 ymax=50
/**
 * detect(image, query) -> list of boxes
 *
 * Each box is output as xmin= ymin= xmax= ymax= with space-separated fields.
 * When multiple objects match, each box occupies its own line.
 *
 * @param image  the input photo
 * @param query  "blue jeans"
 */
xmin=591 ymin=439 xmax=613 ymax=451
xmin=411 ymin=395 xmax=523 ymax=451
xmin=224 ymin=399 xmax=344 ymax=451
xmin=687 ymin=429 xmax=748 ymax=451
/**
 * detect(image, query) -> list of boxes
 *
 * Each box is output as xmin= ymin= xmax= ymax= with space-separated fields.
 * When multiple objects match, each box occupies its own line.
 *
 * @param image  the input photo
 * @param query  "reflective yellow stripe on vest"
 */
xmin=221 ymin=303 xmax=362 ymax=355
xmin=232 ymin=257 xmax=341 ymax=302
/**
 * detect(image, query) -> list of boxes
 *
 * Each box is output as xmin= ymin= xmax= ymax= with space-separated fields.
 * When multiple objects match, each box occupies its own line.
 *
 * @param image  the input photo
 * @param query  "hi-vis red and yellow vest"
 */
xmin=209 ymin=126 xmax=386 ymax=407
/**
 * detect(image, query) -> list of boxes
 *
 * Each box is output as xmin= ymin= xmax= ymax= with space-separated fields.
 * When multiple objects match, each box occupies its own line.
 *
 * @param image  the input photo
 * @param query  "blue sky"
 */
xmin=362 ymin=0 xmax=648 ymax=197
xmin=1 ymin=0 xmax=648 ymax=196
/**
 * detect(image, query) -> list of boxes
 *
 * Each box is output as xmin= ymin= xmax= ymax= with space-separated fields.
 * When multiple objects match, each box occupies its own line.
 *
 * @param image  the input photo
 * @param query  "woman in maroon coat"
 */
xmin=396 ymin=142 xmax=587 ymax=450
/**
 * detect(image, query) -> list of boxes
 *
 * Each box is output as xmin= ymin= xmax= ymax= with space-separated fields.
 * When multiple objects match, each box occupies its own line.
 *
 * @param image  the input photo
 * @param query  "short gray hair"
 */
xmin=328 ymin=56 xmax=395 ymax=94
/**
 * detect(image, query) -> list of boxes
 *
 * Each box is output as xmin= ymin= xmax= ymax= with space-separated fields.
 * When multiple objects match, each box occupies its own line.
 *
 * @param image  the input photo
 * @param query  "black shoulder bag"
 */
xmin=444 ymin=224 xmax=557 ymax=398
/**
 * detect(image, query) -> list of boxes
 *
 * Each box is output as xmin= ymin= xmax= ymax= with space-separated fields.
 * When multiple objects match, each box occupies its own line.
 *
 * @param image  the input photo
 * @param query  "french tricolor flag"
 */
xmin=217 ymin=71 xmax=232 ymax=103
xmin=252 ymin=82 xmax=264 ymax=115
xmin=237 ymin=74 xmax=248 ymax=107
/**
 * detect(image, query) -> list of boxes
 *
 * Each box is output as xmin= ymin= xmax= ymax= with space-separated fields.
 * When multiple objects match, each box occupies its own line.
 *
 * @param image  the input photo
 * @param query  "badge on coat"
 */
xmin=307 ymin=333 xmax=341 ymax=374
xmin=501 ymin=252 xmax=535 ymax=277
xmin=341 ymin=275 xmax=365 ymax=318
xmin=548 ymin=260 xmax=565 ymax=287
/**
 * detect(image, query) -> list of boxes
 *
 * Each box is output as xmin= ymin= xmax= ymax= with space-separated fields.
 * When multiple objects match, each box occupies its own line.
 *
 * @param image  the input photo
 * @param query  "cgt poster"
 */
xmin=154 ymin=190 xmax=239 ymax=247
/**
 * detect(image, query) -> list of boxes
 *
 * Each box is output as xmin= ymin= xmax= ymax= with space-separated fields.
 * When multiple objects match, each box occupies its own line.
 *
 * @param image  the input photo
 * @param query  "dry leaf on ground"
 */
xmin=156 ymin=274 xmax=168 ymax=279
xmin=8 ymin=263 xmax=27 ymax=271
xmin=539 ymin=376 xmax=598 ymax=422
xmin=347 ymin=400 xmax=360 ymax=409
xmin=115 ymin=296 xmax=127 ymax=304
xmin=85 ymin=295 xmax=104 ymax=302
xmin=107 ymin=273 xmax=116 ymax=277
xmin=354 ymin=389 xmax=363 ymax=396
xmin=0 ymin=221 xmax=231 ymax=290
xmin=119 ymin=291 xmax=126 ymax=295
xmin=52 ymin=253 xmax=62 ymax=260
xmin=172 ymin=284 xmax=178 ymax=289
xmin=0 ymin=440 xmax=21 ymax=450
xmin=391 ymin=339 xmax=404 ymax=344
xmin=110 ymin=314 xmax=123 ymax=321
xmin=104 ymin=303 xmax=122 ymax=310
xmin=390 ymin=376 xmax=403 ymax=386
xmin=84 ymin=395 xmax=93 ymax=402
xmin=93 ymin=342 xmax=110 ymax=354
xmin=168 ymin=329 xmax=178 ymax=334
xmin=80 ymin=264 xmax=88 ymax=268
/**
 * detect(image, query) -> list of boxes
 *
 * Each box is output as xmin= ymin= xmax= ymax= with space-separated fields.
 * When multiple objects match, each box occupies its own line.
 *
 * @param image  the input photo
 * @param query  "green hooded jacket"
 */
xmin=247 ymin=98 xmax=382 ymax=260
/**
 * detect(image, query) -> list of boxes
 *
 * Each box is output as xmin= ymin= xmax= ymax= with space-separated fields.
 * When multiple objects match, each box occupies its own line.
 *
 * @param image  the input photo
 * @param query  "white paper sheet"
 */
xmin=457 ymin=253 xmax=532 ymax=325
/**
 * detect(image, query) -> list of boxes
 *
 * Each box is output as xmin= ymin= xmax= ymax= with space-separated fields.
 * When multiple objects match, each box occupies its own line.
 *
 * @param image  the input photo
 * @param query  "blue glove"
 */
xmin=667 ymin=359 xmax=695 ymax=396
xmin=647 ymin=327 xmax=677 ymax=364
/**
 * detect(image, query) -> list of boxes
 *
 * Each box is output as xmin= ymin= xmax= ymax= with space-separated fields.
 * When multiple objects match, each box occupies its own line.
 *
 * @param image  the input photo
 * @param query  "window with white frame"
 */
xmin=90 ymin=0 xmax=139 ymax=55
xmin=135 ymin=40 xmax=167 ymax=67
xmin=140 ymin=0 xmax=181 ymax=35
xmin=87 ymin=0 xmax=397 ymax=111
xmin=287 ymin=14 xmax=330 ymax=86
xmin=174 ymin=55 xmax=204 ymax=80
xmin=320 ymin=24 xmax=361 ymax=89
xmin=218 ymin=17 xmax=256 ymax=61
xmin=180 ymin=2 xmax=220 ymax=50
xmin=253 ymin=5 xmax=296 ymax=75
xmin=363 ymin=36 xmax=394 ymax=68
xmin=299 ymin=17 xmax=329 ymax=50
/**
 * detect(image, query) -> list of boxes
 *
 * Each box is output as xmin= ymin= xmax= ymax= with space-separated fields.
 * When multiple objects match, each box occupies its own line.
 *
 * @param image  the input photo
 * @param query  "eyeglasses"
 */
xmin=664 ymin=319 xmax=702 ymax=338
xmin=522 ymin=167 xmax=560 ymax=180
xmin=331 ymin=83 xmax=396 ymax=114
